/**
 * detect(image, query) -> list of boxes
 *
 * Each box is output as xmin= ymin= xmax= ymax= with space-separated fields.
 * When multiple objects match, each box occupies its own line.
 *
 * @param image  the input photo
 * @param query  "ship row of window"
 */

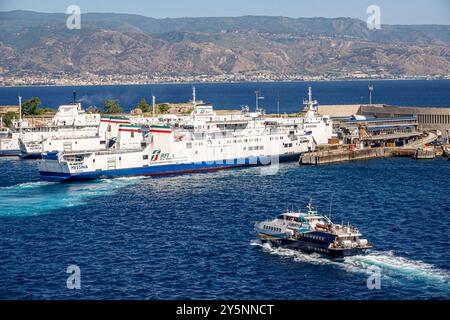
xmin=186 ymin=138 xmax=298 ymax=150
xmin=301 ymin=234 xmax=325 ymax=242
xmin=263 ymin=225 xmax=282 ymax=233
xmin=307 ymin=246 xmax=328 ymax=253
xmin=188 ymin=137 xmax=278 ymax=148
xmin=187 ymin=146 xmax=267 ymax=153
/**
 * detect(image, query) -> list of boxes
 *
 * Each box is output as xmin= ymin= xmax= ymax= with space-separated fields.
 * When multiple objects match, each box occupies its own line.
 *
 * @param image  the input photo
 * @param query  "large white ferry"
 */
xmin=38 ymin=88 xmax=332 ymax=182
xmin=1 ymin=102 xmax=101 ymax=158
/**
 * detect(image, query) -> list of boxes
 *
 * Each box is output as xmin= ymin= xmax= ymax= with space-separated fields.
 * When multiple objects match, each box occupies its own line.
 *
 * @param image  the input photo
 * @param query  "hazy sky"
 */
xmin=1 ymin=0 xmax=449 ymax=25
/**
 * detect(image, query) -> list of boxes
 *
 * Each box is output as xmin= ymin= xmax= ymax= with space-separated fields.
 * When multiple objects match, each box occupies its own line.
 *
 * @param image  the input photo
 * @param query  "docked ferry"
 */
xmin=38 ymin=88 xmax=332 ymax=182
xmin=19 ymin=103 xmax=101 ymax=158
xmin=1 ymin=101 xmax=100 ymax=158
xmin=254 ymin=199 xmax=372 ymax=257
xmin=19 ymin=115 xmax=131 ymax=158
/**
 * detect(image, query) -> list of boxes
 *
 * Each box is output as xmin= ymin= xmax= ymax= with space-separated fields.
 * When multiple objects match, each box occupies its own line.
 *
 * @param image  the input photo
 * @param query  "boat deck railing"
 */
xmin=59 ymin=147 xmax=144 ymax=157
xmin=93 ymin=148 xmax=144 ymax=156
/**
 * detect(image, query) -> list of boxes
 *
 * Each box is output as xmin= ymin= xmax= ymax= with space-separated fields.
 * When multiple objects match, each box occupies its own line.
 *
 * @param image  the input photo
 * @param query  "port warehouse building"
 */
xmin=317 ymin=104 xmax=450 ymax=137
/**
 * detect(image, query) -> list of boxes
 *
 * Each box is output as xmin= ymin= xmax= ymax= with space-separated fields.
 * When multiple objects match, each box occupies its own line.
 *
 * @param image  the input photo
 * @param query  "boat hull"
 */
xmin=39 ymin=153 xmax=300 ymax=182
xmin=259 ymin=238 xmax=370 ymax=258
xmin=0 ymin=149 xmax=21 ymax=157
xmin=20 ymin=152 xmax=42 ymax=159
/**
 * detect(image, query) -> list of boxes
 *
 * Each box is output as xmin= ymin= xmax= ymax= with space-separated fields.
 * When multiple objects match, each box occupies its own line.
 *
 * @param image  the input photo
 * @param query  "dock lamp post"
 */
xmin=368 ymin=84 xmax=374 ymax=105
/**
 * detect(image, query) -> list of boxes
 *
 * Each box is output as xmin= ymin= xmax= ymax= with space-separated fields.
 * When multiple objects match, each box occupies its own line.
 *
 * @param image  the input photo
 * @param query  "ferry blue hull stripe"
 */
xmin=40 ymin=153 xmax=299 ymax=181
xmin=0 ymin=149 xmax=21 ymax=156
xmin=20 ymin=153 xmax=42 ymax=159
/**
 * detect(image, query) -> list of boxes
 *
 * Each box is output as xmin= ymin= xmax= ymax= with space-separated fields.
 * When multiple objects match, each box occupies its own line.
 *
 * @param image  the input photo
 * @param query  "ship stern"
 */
xmin=38 ymin=152 xmax=72 ymax=182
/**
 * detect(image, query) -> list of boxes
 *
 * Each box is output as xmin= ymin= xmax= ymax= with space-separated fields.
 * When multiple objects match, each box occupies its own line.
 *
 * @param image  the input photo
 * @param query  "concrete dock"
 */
xmin=299 ymin=146 xmax=392 ymax=165
xmin=391 ymin=148 xmax=416 ymax=157
xmin=413 ymin=147 xmax=436 ymax=159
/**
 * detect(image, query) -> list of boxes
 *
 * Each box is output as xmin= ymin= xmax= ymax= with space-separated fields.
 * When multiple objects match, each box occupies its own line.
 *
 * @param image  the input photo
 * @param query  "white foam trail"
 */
xmin=0 ymin=177 xmax=146 ymax=217
xmin=348 ymin=251 xmax=450 ymax=284
xmin=1 ymin=181 xmax=54 ymax=190
xmin=251 ymin=240 xmax=340 ymax=266
xmin=251 ymin=240 xmax=450 ymax=285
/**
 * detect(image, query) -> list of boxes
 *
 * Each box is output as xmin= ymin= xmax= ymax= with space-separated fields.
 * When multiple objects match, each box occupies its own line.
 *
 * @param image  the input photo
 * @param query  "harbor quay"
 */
xmin=298 ymin=103 xmax=450 ymax=165
xmin=300 ymin=146 xmax=393 ymax=165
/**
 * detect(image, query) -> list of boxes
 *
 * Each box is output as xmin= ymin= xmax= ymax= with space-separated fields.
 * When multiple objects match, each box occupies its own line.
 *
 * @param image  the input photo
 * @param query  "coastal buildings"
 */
xmin=1 ymin=73 xmax=449 ymax=87
xmin=318 ymin=104 xmax=450 ymax=137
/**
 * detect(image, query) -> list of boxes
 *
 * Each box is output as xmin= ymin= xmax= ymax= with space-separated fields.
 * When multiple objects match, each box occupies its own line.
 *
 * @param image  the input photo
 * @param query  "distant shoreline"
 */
xmin=1 ymin=78 xmax=450 ymax=89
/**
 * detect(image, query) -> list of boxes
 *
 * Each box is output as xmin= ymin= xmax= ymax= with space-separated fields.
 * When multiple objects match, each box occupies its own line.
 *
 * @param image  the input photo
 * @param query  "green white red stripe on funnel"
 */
xmin=101 ymin=116 xmax=131 ymax=124
xmin=150 ymin=125 xmax=172 ymax=133
xmin=119 ymin=124 xmax=141 ymax=132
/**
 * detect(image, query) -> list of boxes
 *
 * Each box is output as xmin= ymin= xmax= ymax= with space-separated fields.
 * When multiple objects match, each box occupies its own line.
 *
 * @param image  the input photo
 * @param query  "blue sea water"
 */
xmin=0 ymin=80 xmax=449 ymax=113
xmin=0 ymin=156 xmax=449 ymax=299
xmin=0 ymin=80 xmax=449 ymax=300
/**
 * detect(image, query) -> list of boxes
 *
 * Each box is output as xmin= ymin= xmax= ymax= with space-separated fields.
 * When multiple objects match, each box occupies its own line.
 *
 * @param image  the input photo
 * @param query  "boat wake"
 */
xmin=347 ymin=251 xmax=450 ymax=285
xmin=250 ymin=240 xmax=450 ymax=287
xmin=0 ymin=177 xmax=146 ymax=217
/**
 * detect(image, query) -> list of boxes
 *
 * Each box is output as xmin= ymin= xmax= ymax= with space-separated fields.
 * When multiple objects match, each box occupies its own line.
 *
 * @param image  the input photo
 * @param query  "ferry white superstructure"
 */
xmin=19 ymin=114 xmax=132 ymax=158
xmin=38 ymin=88 xmax=333 ymax=181
xmin=0 ymin=102 xmax=101 ymax=158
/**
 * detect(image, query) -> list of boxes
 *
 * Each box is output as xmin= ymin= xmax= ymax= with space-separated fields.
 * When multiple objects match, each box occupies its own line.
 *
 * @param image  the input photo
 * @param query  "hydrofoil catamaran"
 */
xmin=254 ymin=198 xmax=372 ymax=257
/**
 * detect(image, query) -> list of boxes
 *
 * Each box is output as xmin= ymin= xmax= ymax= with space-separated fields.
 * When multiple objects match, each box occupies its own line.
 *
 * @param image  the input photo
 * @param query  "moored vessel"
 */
xmin=18 ymin=103 xmax=101 ymax=158
xmin=1 ymin=98 xmax=101 ymax=158
xmin=38 ymin=88 xmax=333 ymax=182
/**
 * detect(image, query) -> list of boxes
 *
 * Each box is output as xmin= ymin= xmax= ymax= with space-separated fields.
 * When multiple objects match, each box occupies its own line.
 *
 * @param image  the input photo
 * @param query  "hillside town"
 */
xmin=1 ymin=71 xmax=449 ymax=87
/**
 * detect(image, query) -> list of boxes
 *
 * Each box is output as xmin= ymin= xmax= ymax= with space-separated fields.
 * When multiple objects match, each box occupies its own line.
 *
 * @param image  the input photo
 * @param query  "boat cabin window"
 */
xmin=279 ymin=215 xmax=300 ymax=222
xmin=64 ymin=155 xmax=84 ymax=162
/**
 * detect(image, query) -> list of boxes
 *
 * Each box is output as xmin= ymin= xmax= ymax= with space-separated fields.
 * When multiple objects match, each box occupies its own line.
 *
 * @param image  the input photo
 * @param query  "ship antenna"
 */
xmin=255 ymin=89 xmax=264 ymax=112
xmin=277 ymin=91 xmax=280 ymax=117
xmin=192 ymin=85 xmax=196 ymax=107
xmin=307 ymin=195 xmax=313 ymax=213
xmin=73 ymin=90 xmax=77 ymax=103
xmin=152 ymin=93 xmax=156 ymax=119
xmin=303 ymin=86 xmax=318 ymax=113
xmin=18 ymin=96 xmax=22 ymax=135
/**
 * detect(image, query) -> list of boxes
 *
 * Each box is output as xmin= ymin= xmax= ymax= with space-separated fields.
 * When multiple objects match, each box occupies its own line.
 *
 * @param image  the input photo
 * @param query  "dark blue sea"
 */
xmin=0 ymin=81 xmax=449 ymax=300
xmin=0 ymin=80 xmax=449 ymax=113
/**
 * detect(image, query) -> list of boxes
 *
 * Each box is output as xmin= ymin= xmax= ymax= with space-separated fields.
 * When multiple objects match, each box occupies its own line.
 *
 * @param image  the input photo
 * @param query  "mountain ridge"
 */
xmin=0 ymin=10 xmax=449 ymax=84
